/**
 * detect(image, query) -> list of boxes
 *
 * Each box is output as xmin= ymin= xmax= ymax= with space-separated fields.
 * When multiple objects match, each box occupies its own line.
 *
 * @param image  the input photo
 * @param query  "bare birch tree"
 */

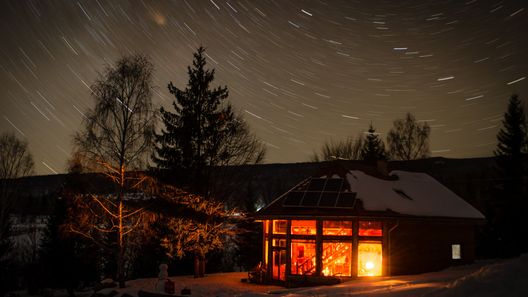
xmin=386 ymin=112 xmax=431 ymax=160
xmin=310 ymin=135 xmax=365 ymax=162
xmin=70 ymin=54 xmax=156 ymax=288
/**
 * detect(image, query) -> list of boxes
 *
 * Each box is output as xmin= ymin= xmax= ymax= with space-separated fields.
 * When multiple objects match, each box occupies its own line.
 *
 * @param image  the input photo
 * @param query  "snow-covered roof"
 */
xmin=346 ymin=170 xmax=484 ymax=219
xmin=256 ymin=166 xmax=485 ymax=220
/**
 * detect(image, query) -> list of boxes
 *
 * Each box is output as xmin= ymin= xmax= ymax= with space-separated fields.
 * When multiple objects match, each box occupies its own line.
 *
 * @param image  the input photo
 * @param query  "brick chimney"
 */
xmin=376 ymin=159 xmax=388 ymax=176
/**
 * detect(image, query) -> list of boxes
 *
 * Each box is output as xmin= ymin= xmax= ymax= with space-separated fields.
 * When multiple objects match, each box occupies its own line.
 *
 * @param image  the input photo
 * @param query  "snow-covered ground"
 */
xmin=97 ymin=272 xmax=282 ymax=297
xmin=18 ymin=254 xmax=527 ymax=297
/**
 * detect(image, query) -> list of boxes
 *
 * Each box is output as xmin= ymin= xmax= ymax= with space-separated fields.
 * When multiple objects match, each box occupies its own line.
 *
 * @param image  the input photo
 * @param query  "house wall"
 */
xmin=388 ymin=220 xmax=476 ymax=275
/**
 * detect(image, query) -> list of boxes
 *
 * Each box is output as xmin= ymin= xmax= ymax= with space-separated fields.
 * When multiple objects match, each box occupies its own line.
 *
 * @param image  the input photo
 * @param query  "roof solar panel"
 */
xmin=283 ymin=191 xmax=304 ymax=206
xmin=335 ymin=192 xmax=356 ymax=208
xmin=301 ymin=191 xmax=321 ymax=206
xmin=318 ymin=191 xmax=339 ymax=207
xmin=324 ymin=178 xmax=343 ymax=191
xmin=307 ymin=178 xmax=326 ymax=191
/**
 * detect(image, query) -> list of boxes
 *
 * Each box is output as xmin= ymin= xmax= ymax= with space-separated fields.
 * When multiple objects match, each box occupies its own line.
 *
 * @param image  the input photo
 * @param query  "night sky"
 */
xmin=1 ymin=0 xmax=527 ymax=175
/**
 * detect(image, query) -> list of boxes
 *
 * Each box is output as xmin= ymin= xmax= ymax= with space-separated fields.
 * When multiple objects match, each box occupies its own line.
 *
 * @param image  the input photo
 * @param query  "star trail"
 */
xmin=1 ymin=0 xmax=527 ymax=175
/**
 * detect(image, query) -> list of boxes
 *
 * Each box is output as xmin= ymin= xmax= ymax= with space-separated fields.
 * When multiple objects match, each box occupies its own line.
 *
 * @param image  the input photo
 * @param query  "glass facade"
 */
xmin=265 ymin=219 xmax=384 ymax=279
xmin=322 ymin=242 xmax=352 ymax=276
xmin=291 ymin=220 xmax=317 ymax=235
xmin=357 ymin=242 xmax=383 ymax=276
xmin=291 ymin=239 xmax=316 ymax=275
xmin=272 ymin=249 xmax=287 ymax=281
xmin=273 ymin=220 xmax=287 ymax=234
xmin=323 ymin=220 xmax=353 ymax=236
xmin=359 ymin=221 xmax=383 ymax=236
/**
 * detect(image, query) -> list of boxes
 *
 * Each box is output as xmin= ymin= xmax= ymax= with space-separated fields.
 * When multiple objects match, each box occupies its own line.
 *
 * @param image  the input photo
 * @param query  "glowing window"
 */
xmin=264 ymin=239 xmax=269 ymax=266
xmin=452 ymin=244 xmax=461 ymax=259
xmin=322 ymin=242 xmax=352 ymax=277
xmin=273 ymin=239 xmax=286 ymax=247
xmin=273 ymin=220 xmax=287 ymax=234
xmin=323 ymin=221 xmax=352 ymax=236
xmin=357 ymin=242 xmax=382 ymax=276
xmin=272 ymin=249 xmax=286 ymax=281
xmin=291 ymin=220 xmax=317 ymax=235
xmin=262 ymin=220 xmax=269 ymax=235
xmin=291 ymin=240 xmax=316 ymax=275
xmin=359 ymin=221 xmax=382 ymax=236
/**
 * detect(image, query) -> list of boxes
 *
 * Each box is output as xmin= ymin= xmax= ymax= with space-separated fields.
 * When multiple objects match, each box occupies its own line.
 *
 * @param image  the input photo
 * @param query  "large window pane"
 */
xmin=291 ymin=240 xmax=316 ymax=275
xmin=291 ymin=220 xmax=317 ymax=235
xmin=272 ymin=249 xmax=286 ymax=281
xmin=273 ymin=239 xmax=286 ymax=247
xmin=359 ymin=221 xmax=382 ymax=236
xmin=264 ymin=239 xmax=269 ymax=266
xmin=357 ymin=242 xmax=382 ymax=276
xmin=273 ymin=220 xmax=287 ymax=234
xmin=263 ymin=220 xmax=269 ymax=235
xmin=322 ymin=242 xmax=352 ymax=277
xmin=323 ymin=221 xmax=352 ymax=236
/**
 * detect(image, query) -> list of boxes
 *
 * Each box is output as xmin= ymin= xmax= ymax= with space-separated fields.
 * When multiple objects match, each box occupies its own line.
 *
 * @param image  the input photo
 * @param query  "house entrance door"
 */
xmin=272 ymin=247 xmax=286 ymax=281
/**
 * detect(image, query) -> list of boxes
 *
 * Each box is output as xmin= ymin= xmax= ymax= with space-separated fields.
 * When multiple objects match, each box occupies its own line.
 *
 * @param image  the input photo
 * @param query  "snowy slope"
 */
xmin=430 ymin=253 xmax=528 ymax=297
xmin=22 ymin=255 xmax=525 ymax=297
xmin=241 ymin=254 xmax=527 ymax=296
xmin=346 ymin=170 xmax=484 ymax=219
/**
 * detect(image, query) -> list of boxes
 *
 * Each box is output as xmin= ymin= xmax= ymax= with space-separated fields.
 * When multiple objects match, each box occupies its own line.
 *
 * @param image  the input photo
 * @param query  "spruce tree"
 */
xmin=360 ymin=123 xmax=386 ymax=162
xmin=154 ymin=47 xmax=265 ymax=195
xmin=495 ymin=94 xmax=527 ymax=158
xmin=492 ymin=94 xmax=528 ymax=255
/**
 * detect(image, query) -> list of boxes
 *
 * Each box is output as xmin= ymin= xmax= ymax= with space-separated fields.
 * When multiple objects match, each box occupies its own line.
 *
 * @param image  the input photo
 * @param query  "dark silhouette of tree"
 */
xmin=491 ymin=94 xmax=528 ymax=256
xmin=70 ymin=54 xmax=156 ymax=288
xmin=360 ymin=123 xmax=386 ymax=162
xmin=153 ymin=46 xmax=265 ymax=197
xmin=39 ymin=197 xmax=99 ymax=297
xmin=386 ymin=113 xmax=430 ymax=160
xmin=310 ymin=135 xmax=364 ymax=162
xmin=495 ymin=94 xmax=527 ymax=158
xmin=0 ymin=132 xmax=34 ymax=294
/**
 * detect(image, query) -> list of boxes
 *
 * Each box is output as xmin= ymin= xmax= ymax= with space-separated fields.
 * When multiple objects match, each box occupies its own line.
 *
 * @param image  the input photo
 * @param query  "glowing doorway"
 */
xmin=357 ymin=242 xmax=382 ymax=276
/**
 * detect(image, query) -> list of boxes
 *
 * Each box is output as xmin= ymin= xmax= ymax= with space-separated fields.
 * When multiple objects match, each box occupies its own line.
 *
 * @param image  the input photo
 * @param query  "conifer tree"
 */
xmin=360 ymin=123 xmax=386 ymax=162
xmin=154 ymin=47 xmax=265 ymax=196
xmin=492 ymin=94 xmax=528 ymax=255
xmin=495 ymin=94 xmax=527 ymax=158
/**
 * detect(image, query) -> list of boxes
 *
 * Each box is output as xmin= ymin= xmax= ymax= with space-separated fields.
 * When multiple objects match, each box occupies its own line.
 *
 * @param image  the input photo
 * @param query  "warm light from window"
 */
xmin=359 ymin=221 xmax=382 ymax=236
xmin=273 ymin=220 xmax=287 ymax=234
xmin=323 ymin=220 xmax=352 ymax=236
xmin=452 ymin=244 xmax=461 ymax=259
xmin=365 ymin=261 xmax=374 ymax=270
xmin=291 ymin=240 xmax=316 ymax=275
xmin=264 ymin=239 xmax=268 ymax=266
xmin=291 ymin=220 xmax=317 ymax=235
xmin=358 ymin=242 xmax=382 ymax=276
xmin=322 ymin=242 xmax=352 ymax=276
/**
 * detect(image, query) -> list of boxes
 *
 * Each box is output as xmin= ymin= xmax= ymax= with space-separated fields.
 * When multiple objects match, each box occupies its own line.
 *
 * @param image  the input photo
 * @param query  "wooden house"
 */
xmin=253 ymin=161 xmax=485 ymax=282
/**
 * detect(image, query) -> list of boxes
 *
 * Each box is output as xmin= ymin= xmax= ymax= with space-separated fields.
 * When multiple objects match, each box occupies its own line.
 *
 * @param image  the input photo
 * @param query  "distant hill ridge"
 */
xmin=7 ymin=156 xmax=514 ymax=215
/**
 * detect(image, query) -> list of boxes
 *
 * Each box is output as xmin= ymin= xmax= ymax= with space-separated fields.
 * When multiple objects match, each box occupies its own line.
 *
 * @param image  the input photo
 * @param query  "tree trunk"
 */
xmin=117 ymin=165 xmax=126 ymax=288
xmin=199 ymin=254 xmax=205 ymax=277
xmin=193 ymin=254 xmax=200 ymax=278
xmin=117 ymin=199 xmax=125 ymax=288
